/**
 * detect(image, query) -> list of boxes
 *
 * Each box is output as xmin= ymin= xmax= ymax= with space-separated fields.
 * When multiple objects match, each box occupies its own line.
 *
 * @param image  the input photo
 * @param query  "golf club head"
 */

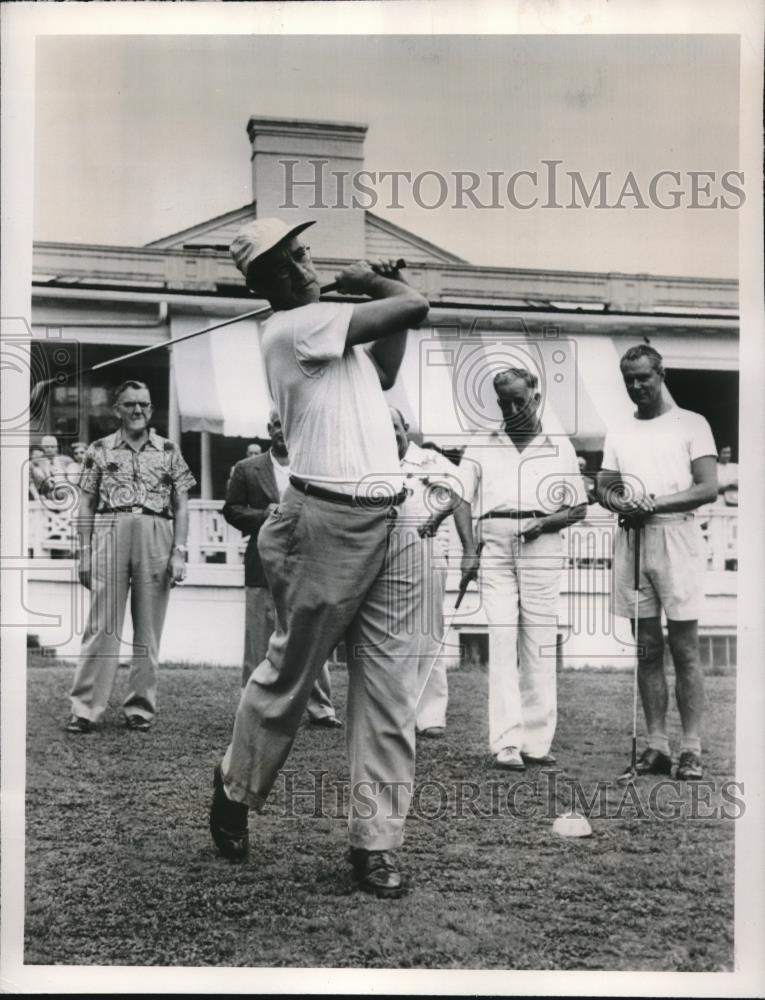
xmin=616 ymin=765 xmax=638 ymax=786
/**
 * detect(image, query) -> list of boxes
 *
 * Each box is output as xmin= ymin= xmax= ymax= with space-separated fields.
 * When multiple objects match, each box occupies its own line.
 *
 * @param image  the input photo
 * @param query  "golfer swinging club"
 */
xmin=597 ymin=345 xmax=717 ymax=782
xmin=209 ymin=218 xmax=429 ymax=899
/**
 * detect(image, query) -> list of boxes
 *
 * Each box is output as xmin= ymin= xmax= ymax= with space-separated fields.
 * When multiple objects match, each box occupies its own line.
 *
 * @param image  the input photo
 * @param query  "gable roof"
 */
xmin=145 ymin=203 xmax=257 ymax=251
xmin=145 ymin=204 xmax=468 ymax=265
xmin=364 ymin=212 xmax=466 ymax=265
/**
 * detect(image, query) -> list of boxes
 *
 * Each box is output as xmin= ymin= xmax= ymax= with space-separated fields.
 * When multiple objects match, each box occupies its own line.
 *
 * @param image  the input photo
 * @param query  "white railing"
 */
xmin=26 ymin=499 xmax=738 ymax=571
xmin=563 ymin=506 xmax=737 ymax=573
xmin=26 ymin=499 xmax=246 ymax=564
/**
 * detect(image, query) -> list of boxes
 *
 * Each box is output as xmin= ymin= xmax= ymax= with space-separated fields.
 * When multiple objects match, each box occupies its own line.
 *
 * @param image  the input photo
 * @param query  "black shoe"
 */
xmin=676 ymin=750 xmax=703 ymax=781
xmin=66 ymin=715 xmax=92 ymax=734
xmin=624 ymin=747 xmax=672 ymax=778
xmin=309 ymin=715 xmax=343 ymax=729
xmin=349 ymin=848 xmax=407 ymax=899
xmin=209 ymin=763 xmax=249 ymax=861
xmin=125 ymin=715 xmax=151 ymax=732
xmin=418 ymin=726 xmax=446 ymax=739
xmin=521 ymin=751 xmax=557 ymax=766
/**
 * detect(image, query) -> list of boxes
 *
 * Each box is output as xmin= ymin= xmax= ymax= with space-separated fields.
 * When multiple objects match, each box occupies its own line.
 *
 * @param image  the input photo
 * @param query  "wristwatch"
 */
xmin=174 ymin=544 xmax=188 ymax=556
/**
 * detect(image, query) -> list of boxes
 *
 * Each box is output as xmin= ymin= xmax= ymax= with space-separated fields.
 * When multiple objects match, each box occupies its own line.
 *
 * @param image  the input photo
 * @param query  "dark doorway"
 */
xmin=30 ymin=342 xmax=170 ymax=448
xmin=664 ymin=369 xmax=738 ymax=460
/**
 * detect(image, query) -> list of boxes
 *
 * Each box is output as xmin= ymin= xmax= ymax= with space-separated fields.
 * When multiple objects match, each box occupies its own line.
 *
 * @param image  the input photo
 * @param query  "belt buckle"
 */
xmin=130 ymin=505 xmax=142 ymax=513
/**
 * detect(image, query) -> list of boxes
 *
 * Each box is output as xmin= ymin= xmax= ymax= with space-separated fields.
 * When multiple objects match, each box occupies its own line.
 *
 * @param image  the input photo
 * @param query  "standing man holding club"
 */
xmin=223 ymin=407 xmax=340 ymax=726
xmin=597 ymin=345 xmax=717 ymax=781
xmin=210 ymin=218 xmax=429 ymax=899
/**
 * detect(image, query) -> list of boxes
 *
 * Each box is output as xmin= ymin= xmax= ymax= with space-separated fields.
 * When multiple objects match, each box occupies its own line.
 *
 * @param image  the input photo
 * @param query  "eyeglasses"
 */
xmin=120 ymin=401 xmax=152 ymax=411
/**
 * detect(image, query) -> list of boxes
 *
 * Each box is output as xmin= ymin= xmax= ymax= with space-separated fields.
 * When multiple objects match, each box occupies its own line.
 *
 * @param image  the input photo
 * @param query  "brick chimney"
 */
xmin=247 ymin=116 xmax=368 ymax=260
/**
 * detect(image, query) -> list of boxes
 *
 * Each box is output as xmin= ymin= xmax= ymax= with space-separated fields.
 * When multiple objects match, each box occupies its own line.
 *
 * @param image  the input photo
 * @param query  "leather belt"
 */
xmin=100 ymin=506 xmax=172 ymax=519
xmin=290 ymin=476 xmax=407 ymax=509
xmin=480 ymin=510 xmax=545 ymax=520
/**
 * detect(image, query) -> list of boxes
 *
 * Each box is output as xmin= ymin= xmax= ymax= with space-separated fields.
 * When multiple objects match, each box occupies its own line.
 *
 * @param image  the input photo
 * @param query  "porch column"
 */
xmin=200 ymin=430 xmax=213 ymax=499
xmin=168 ymin=344 xmax=181 ymax=446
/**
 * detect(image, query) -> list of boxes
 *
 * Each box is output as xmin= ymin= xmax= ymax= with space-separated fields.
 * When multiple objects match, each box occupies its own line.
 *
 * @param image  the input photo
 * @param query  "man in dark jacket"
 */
xmin=223 ymin=410 xmax=340 ymax=726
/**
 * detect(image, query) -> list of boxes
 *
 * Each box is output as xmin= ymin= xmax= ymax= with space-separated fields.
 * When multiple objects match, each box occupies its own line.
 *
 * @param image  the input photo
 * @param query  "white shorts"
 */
xmin=613 ymin=515 xmax=705 ymax=621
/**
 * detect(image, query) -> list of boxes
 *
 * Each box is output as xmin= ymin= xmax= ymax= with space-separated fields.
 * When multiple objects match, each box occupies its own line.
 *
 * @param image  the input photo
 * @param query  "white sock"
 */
xmin=647 ymin=733 xmax=671 ymax=755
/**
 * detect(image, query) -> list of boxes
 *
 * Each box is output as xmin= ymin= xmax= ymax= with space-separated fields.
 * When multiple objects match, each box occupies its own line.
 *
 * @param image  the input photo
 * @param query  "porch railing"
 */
xmin=27 ymin=498 xmax=738 ymax=573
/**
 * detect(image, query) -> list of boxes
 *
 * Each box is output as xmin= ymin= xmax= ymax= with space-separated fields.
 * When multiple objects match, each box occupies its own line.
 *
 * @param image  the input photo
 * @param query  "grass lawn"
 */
xmin=24 ymin=659 xmax=735 ymax=970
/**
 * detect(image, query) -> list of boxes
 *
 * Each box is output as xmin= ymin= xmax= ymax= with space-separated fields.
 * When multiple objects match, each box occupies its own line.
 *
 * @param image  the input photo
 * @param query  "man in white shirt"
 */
xmin=390 ymin=411 xmax=463 ymax=738
xmin=223 ymin=409 xmax=339 ymax=724
xmin=458 ymin=368 xmax=587 ymax=771
xmin=597 ymin=345 xmax=717 ymax=781
xmin=210 ymin=218 xmax=429 ymax=900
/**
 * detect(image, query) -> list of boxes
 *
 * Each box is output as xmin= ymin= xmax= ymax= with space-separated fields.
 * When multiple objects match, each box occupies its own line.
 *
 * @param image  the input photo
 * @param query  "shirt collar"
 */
xmin=492 ymin=426 xmax=550 ymax=451
xmin=114 ymin=427 xmax=161 ymax=451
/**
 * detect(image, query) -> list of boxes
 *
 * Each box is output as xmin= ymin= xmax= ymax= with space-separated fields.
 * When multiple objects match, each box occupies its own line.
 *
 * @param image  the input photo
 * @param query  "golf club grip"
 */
xmin=321 ymin=258 xmax=407 ymax=295
xmin=633 ymin=525 xmax=641 ymax=591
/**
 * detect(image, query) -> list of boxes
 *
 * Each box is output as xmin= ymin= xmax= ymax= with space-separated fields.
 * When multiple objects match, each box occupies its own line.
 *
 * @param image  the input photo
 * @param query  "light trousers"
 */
xmin=70 ymin=512 xmax=172 ymax=722
xmin=415 ymin=550 xmax=449 ymax=731
xmin=479 ymin=520 xmax=564 ymax=757
xmin=243 ymin=585 xmax=336 ymax=720
xmin=223 ymin=487 xmax=423 ymax=851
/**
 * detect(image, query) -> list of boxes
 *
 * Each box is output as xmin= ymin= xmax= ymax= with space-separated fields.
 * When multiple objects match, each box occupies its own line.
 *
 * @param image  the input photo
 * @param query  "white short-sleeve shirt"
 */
xmin=261 ymin=302 xmax=400 ymax=492
xmin=602 ymin=406 xmax=717 ymax=499
xmin=399 ymin=441 xmax=462 ymax=556
xmin=459 ymin=428 xmax=587 ymax=517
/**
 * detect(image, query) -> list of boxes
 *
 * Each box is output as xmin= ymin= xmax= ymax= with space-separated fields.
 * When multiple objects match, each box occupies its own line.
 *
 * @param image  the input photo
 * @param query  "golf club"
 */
xmin=617 ymin=522 xmax=642 ymax=784
xmin=29 ymin=259 xmax=406 ymax=405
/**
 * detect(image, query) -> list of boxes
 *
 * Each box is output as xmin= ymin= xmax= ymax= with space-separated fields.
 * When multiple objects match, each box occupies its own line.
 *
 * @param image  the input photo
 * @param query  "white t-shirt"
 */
xmin=270 ymin=452 xmax=291 ymax=499
xmin=459 ymin=429 xmax=587 ymax=517
xmin=602 ymin=406 xmax=716 ymax=499
xmin=261 ymin=302 xmax=400 ymax=493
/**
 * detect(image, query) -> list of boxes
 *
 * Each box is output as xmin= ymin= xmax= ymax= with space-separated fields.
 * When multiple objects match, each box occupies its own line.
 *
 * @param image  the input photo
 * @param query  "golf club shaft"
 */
xmin=30 ymin=260 xmax=407 ymax=395
xmin=631 ymin=524 xmax=642 ymax=770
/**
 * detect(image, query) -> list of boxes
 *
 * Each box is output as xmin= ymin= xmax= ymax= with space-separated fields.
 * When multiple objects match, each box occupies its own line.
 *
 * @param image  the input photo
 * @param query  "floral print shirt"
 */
xmin=79 ymin=428 xmax=196 ymax=516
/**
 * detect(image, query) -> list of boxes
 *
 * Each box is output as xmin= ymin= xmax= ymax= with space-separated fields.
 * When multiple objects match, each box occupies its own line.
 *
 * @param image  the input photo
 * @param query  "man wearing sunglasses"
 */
xmin=66 ymin=380 xmax=195 ymax=734
xmin=211 ymin=218 xmax=429 ymax=899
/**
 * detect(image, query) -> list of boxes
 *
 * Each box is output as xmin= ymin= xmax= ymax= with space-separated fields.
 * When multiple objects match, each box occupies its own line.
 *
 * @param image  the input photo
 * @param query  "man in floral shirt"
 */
xmin=67 ymin=380 xmax=196 ymax=734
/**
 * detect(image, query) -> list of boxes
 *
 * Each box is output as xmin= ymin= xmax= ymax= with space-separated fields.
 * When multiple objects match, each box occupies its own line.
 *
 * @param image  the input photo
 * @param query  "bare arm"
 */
xmin=75 ymin=490 xmax=97 ymax=589
xmin=362 ymin=260 xmax=417 ymax=389
xmin=168 ymin=490 xmax=190 ymax=586
xmin=172 ymin=489 xmax=189 ymax=547
xmin=453 ymin=498 xmax=477 ymax=554
xmin=334 ymin=262 xmax=429 ymax=382
xmin=598 ymin=456 xmax=717 ymax=518
xmin=652 ymin=455 xmax=718 ymax=512
xmin=522 ymin=503 xmax=588 ymax=540
xmin=452 ymin=498 xmax=482 ymax=591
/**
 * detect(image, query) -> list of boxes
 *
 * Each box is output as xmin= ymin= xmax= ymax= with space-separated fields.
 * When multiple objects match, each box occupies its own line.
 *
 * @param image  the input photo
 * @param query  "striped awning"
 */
xmin=385 ymin=328 xmax=634 ymax=451
xmin=170 ymin=316 xmax=272 ymax=438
